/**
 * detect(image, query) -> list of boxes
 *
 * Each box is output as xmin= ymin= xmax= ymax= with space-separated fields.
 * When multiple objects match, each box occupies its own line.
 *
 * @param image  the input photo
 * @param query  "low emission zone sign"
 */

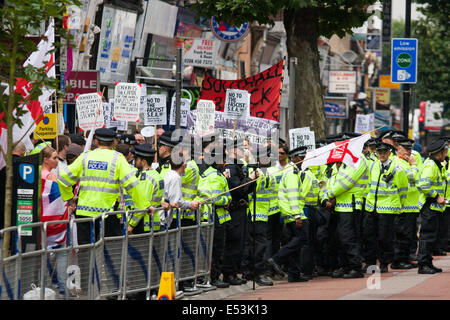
xmin=391 ymin=38 xmax=418 ymax=83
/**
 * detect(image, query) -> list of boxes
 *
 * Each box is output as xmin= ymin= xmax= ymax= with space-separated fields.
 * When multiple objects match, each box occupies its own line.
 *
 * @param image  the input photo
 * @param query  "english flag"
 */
xmin=301 ymin=133 xmax=371 ymax=170
xmin=0 ymin=20 xmax=55 ymax=170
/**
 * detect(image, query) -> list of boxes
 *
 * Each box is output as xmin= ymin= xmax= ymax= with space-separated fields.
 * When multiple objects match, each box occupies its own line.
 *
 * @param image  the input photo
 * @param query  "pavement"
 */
xmin=181 ymin=254 xmax=450 ymax=300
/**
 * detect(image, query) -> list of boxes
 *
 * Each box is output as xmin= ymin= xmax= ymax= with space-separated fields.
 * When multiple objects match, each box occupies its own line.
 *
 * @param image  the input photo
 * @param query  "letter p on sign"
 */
xmin=19 ymin=164 xmax=34 ymax=184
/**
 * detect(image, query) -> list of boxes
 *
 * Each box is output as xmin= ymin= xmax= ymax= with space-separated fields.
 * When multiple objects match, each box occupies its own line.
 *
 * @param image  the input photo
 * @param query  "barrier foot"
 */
xmin=175 ymin=290 xmax=185 ymax=300
xmin=183 ymin=286 xmax=203 ymax=296
xmin=196 ymin=282 xmax=217 ymax=292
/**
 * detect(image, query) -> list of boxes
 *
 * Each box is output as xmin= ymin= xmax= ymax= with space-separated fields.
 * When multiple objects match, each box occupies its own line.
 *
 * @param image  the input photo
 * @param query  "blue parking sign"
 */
xmin=391 ymin=38 xmax=418 ymax=83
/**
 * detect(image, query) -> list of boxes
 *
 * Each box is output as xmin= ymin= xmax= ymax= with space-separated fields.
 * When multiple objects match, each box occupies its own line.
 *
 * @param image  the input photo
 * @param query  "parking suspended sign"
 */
xmin=391 ymin=38 xmax=418 ymax=83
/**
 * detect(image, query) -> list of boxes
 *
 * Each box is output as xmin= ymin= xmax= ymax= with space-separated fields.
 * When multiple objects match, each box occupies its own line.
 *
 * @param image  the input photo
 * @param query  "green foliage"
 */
xmin=193 ymin=0 xmax=377 ymax=38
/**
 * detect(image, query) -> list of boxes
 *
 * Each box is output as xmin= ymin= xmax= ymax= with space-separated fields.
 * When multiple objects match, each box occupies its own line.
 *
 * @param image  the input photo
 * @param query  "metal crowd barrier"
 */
xmin=0 ymin=206 xmax=215 ymax=300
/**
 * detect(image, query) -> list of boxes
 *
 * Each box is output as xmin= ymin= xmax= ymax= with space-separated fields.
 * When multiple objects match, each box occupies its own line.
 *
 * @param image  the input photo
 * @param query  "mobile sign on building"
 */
xmin=391 ymin=38 xmax=418 ymax=83
xmin=63 ymin=71 xmax=99 ymax=103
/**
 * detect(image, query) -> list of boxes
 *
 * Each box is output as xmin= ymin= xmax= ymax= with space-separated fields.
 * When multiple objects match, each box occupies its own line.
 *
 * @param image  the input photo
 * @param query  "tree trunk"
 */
xmin=2 ymin=17 xmax=19 ymax=258
xmin=284 ymin=8 xmax=326 ymax=139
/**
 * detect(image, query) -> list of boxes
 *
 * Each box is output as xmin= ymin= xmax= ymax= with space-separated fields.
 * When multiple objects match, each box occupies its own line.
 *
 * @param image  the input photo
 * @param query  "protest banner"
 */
xmin=106 ymin=99 xmax=127 ymax=130
xmin=195 ymin=100 xmax=216 ymax=136
xmin=169 ymin=96 xmax=191 ymax=127
xmin=224 ymin=89 xmax=250 ymax=120
xmin=75 ymin=92 xmax=104 ymax=131
xmin=144 ymin=94 xmax=167 ymax=126
xmin=199 ymin=60 xmax=284 ymax=122
xmin=114 ymin=82 xmax=141 ymax=122
xmin=355 ymin=113 xmax=375 ymax=133
xmin=186 ymin=110 xmax=278 ymax=145
xmin=289 ymin=127 xmax=315 ymax=151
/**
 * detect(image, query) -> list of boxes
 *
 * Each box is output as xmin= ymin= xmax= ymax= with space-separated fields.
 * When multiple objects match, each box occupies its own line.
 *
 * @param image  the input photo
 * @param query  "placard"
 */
xmin=114 ymin=82 xmax=141 ymax=122
xmin=224 ymin=89 xmax=250 ymax=120
xmin=355 ymin=113 xmax=375 ymax=133
xmin=75 ymin=92 xmax=104 ymax=131
xmin=106 ymin=99 xmax=127 ymax=130
xmin=195 ymin=100 xmax=216 ymax=136
xmin=144 ymin=94 xmax=167 ymax=126
xmin=169 ymin=96 xmax=191 ymax=127
xmin=289 ymin=127 xmax=315 ymax=151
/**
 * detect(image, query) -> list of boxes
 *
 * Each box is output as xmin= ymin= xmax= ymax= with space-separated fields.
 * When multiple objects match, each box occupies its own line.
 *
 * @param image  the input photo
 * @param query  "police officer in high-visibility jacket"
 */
xmin=180 ymin=138 xmax=200 ymax=226
xmin=195 ymin=143 xmax=232 ymax=288
xmin=391 ymin=137 xmax=421 ymax=269
xmin=242 ymin=145 xmax=275 ymax=286
xmin=417 ymin=138 xmax=448 ymax=274
xmin=363 ymin=142 xmax=409 ymax=273
xmin=267 ymin=146 xmax=310 ymax=283
xmin=57 ymin=128 xmax=153 ymax=245
xmin=327 ymin=144 xmax=371 ymax=278
xmin=127 ymin=144 xmax=168 ymax=234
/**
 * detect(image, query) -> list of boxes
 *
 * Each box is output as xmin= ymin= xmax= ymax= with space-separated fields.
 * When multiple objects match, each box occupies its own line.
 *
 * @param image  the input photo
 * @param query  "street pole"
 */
xmin=402 ymin=0 xmax=411 ymax=137
xmin=175 ymin=47 xmax=182 ymax=129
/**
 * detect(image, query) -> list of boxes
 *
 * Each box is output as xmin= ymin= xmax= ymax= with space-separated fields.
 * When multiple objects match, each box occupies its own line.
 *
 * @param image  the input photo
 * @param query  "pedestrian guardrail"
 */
xmin=0 ymin=207 xmax=215 ymax=300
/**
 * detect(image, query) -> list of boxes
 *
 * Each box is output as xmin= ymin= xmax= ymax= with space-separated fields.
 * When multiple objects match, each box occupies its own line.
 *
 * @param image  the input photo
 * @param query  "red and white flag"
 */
xmin=301 ymin=133 xmax=371 ymax=170
xmin=0 ymin=20 xmax=55 ymax=170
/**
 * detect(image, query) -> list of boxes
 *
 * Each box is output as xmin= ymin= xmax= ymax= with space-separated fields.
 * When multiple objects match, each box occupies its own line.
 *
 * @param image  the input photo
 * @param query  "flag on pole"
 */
xmin=301 ymin=133 xmax=371 ymax=170
xmin=0 ymin=20 xmax=56 ymax=170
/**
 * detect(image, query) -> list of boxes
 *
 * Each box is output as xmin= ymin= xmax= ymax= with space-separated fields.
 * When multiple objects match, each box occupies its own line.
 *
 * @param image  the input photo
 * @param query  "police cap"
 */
xmin=159 ymin=131 xmax=182 ymax=148
xmin=119 ymin=134 xmax=136 ymax=145
xmin=376 ymin=142 xmax=393 ymax=152
xmin=133 ymin=143 xmax=156 ymax=158
xmin=391 ymin=131 xmax=407 ymax=142
xmin=289 ymin=145 xmax=308 ymax=157
xmin=95 ymin=128 xmax=117 ymax=142
xmin=69 ymin=133 xmax=86 ymax=146
xmin=378 ymin=130 xmax=393 ymax=140
xmin=396 ymin=137 xmax=414 ymax=149
xmin=428 ymin=138 xmax=447 ymax=154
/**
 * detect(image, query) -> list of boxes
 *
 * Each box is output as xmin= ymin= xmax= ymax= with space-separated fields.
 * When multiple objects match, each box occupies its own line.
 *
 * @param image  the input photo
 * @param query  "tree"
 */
xmin=0 ymin=0 xmax=80 ymax=257
xmin=414 ymin=1 xmax=450 ymax=108
xmin=193 ymin=0 xmax=377 ymax=138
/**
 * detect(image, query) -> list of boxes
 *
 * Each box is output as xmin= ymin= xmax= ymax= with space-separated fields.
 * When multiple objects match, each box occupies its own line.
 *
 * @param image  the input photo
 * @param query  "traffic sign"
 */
xmin=391 ymin=38 xmax=418 ymax=83
xmin=210 ymin=17 xmax=250 ymax=42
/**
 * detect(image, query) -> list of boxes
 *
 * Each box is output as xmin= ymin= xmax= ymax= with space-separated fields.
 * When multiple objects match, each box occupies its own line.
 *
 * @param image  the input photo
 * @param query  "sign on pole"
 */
xmin=355 ymin=113 xmax=375 ymax=133
xmin=76 ymin=92 xmax=104 ymax=131
xmin=114 ymin=82 xmax=141 ymax=121
xmin=195 ymin=100 xmax=216 ymax=136
xmin=224 ymin=89 xmax=250 ymax=120
xmin=379 ymin=74 xmax=401 ymax=89
xmin=391 ymin=38 xmax=418 ymax=83
xmin=289 ymin=127 xmax=315 ymax=151
xmin=182 ymin=38 xmax=219 ymax=68
xmin=33 ymin=113 xmax=57 ymax=140
xmin=328 ymin=71 xmax=357 ymax=94
xmin=169 ymin=96 xmax=190 ymax=127
xmin=144 ymin=94 xmax=167 ymax=126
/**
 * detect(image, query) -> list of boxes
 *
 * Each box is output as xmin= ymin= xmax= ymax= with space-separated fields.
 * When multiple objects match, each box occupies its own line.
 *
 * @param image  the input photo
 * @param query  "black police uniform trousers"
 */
xmin=300 ymin=206 xmax=318 ymax=275
xmin=393 ymin=212 xmax=417 ymax=264
xmin=264 ymin=211 xmax=283 ymax=260
xmin=211 ymin=211 xmax=228 ymax=282
xmin=336 ymin=211 xmax=363 ymax=272
xmin=362 ymin=211 xmax=396 ymax=266
xmin=271 ymin=220 xmax=309 ymax=278
xmin=222 ymin=206 xmax=247 ymax=278
xmin=409 ymin=212 xmax=420 ymax=258
xmin=315 ymin=207 xmax=340 ymax=272
xmin=434 ymin=207 xmax=449 ymax=253
xmin=242 ymin=217 xmax=269 ymax=278
xmin=417 ymin=202 xmax=441 ymax=267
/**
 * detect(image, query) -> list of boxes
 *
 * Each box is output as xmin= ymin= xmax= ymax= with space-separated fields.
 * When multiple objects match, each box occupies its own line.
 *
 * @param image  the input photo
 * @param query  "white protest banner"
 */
xmin=195 ymin=99 xmax=216 ymax=136
xmin=354 ymin=113 xmax=375 ymax=133
xmin=289 ymin=127 xmax=315 ymax=151
xmin=113 ymin=82 xmax=141 ymax=121
xmin=107 ymin=99 xmax=127 ymax=130
xmin=144 ymin=94 xmax=167 ymax=126
xmin=169 ymin=96 xmax=191 ymax=126
xmin=76 ymin=92 xmax=104 ymax=131
xmin=224 ymin=89 xmax=250 ymax=120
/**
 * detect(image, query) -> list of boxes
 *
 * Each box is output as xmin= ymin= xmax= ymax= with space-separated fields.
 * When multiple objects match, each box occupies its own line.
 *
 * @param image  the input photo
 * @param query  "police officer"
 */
xmin=241 ymin=145 xmax=275 ymax=286
xmin=267 ymin=146 xmax=310 ymax=282
xmin=363 ymin=142 xmax=409 ymax=273
xmin=57 ymin=128 xmax=153 ymax=245
xmin=391 ymin=137 xmax=420 ymax=269
xmin=157 ymin=131 xmax=177 ymax=178
xmin=417 ymin=138 xmax=448 ymax=274
xmin=195 ymin=141 xmax=232 ymax=288
xmin=127 ymin=144 xmax=167 ymax=235
xmin=221 ymin=139 xmax=253 ymax=286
